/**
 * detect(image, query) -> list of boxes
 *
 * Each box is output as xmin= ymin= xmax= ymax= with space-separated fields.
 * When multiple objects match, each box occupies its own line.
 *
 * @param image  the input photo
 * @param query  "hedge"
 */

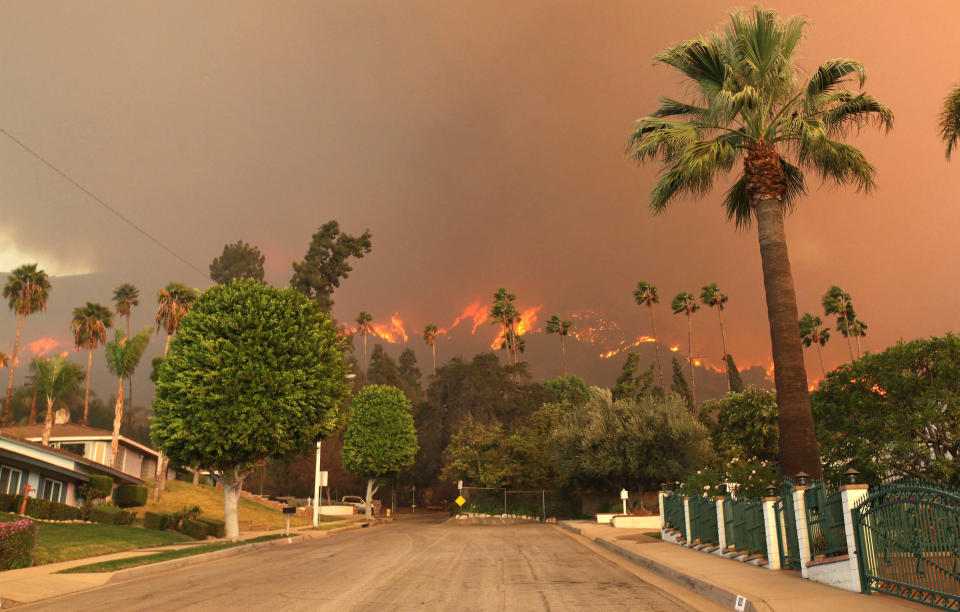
xmin=115 ymin=484 xmax=148 ymax=508
xmin=0 ymin=493 xmax=23 ymax=513
xmin=178 ymin=519 xmax=209 ymax=540
xmin=25 ymin=498 xmax=83 ymax=521
xmin=196 ymin=517 xmax=225 ymax=538
xmin=0 ymin=519 xmax=37 ymax=570
xmin=86 ymin=475 xmax=114 ymax=499
xmin=144 ymin=511 xmax=177 ymax=531
xmin=89 ymin=505 xmax=136 ymax=525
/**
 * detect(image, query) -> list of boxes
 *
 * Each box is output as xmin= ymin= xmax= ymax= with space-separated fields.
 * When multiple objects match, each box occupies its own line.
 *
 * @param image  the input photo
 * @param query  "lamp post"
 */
xmin=314 ymin=372 xmax=357 ymax=527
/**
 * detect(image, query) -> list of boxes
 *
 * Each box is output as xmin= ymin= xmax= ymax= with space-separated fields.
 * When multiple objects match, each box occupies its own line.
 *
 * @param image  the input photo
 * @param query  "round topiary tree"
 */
xmin=151 ymin=279 xmax=349 ymax=540
xmin=342 ymin=385 xmax=419 ymax=519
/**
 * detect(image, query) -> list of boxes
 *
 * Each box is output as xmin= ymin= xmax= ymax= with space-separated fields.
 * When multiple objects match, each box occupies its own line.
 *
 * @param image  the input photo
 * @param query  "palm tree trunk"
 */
xmin=717 ymin=308 xmax=729 ymax=391
xmin=3 ymin=314 xmax=25 ymax=425
xmin=164 ymin=333 xmax=171 ymax=357
xmin=855 ymin=333 xmax=862 ymax=359
xmin=686 ymin=313 xmax=696 ymax=409
xmin=29 ymin=387 xmax=37 ymax=425
xmin=754 ymin=197 xmax=820 ymax=479
xmin=41 ymin=397 xmax=55 ymax=445
xmin=560 ymin=334 xmax=567 ymax=377
xmin=362 ymin=333 xmax=367 ymax=377
xmin=815 ymin=343 xmax=826 ymax=378
xmin=648 ymin=306 xmax=664 ymax=390
xmin=126 ymin=312 xmax=131 ymax=340
xmin=111 ymin=377 xmax=124 ymax=469
xmin=431 ymin=342 xmax=436 ymax=376
xmin=83 ymin=348 xmax=93 ymax=426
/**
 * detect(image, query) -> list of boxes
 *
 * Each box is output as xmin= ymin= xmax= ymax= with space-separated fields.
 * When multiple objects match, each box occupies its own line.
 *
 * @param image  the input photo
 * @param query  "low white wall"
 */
xmin=806 ymin=558 xmax=859 ymax=591
xmin=319 ymin=505 xmax=356 ymax=516
xmin=611 ymin=515 xmax=661 ymax=529
xmin=596 ymin=513 xmax=616 ymax=524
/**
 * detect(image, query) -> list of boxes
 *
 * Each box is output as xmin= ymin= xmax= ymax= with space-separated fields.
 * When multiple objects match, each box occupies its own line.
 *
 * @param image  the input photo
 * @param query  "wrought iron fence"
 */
xmin=688 ymin=493 xmax=718 ymax=545
xmin=805 ymin=480 xmax=847 ymax=559
xmin=774 ymin=477 xmax=801 ymax=570
xmin=725 ymin=497 xmax=767 ymax=556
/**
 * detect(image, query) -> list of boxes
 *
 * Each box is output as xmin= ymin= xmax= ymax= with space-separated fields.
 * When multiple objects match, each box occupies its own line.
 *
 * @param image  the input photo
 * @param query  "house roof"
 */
xmin=0 ymin=424 xmax=159 ymax=459
xmin=0 ymin=446 xmax=90 ymax=483
xmin=0 ymin=434 xmax=143 ymax=485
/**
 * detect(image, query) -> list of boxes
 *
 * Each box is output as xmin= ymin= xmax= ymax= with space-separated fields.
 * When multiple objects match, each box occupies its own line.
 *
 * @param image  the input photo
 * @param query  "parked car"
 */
xmin=342 ymin=495 xmax=369 ymax=513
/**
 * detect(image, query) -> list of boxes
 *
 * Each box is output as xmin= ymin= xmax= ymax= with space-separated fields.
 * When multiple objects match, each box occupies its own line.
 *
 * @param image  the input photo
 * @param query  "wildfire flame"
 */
xmin=490 ymin=305 xmax=543 ymax=349
xmin=369 ymin=314 xmax=409 ymax=344
xmin=764 ymin=360 xmax=775 ymax=382
xmin=570 ymin=310 xmax=623 ymax=345
xmin=669 ymin=345 xmax=680 ymax=352
xmin=439 ymin=301 xmax=489 ymax=337
xmin=27 ymin=338 xmax=61 ymax=356
xmin=598 ymin=335 xmax=657 ymax=359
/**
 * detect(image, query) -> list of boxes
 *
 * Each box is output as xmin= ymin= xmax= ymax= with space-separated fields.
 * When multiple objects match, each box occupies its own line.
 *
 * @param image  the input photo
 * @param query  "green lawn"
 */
xmin=58 ymin=535 xmax=283 ymax=573
xmin=0 ymin=512 xmax=190 ymax=565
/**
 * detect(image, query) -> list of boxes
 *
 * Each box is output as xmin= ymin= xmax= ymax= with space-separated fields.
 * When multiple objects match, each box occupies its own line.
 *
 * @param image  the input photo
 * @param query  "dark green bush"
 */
xmin=143 ymin=511 xmax=177 ymax=531
xmin=0 ymin=519 xmax=38 ymax=570
xmin=0 ymin=493 xmax=24 ymax=513
xmin=115 ymin=484 xmax=148 ymax=508
xmin=86 ymin=475 xmax=114 ymax=500
xmin=179 ymin=519 xmax=209 ymax=540
xmin=89 ymin=505 xmax=136 ymax=525
xmin=196 ymin=517 xmax=225 ymax=538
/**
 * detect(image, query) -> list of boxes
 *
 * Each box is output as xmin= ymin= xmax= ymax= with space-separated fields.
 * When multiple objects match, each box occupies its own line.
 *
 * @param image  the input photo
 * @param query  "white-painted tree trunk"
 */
xmin=223 ymin=469 xmax=250 ymax=541
xmin=364 ymin=477 xmax=379 ymax=520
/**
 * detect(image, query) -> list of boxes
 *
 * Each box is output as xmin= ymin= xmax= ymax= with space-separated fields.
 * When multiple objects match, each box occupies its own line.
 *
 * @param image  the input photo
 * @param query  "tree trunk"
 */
xmin=754 ymin=198 xmax=820 ymax=479
xmin=29 ymin=387 xmax=37 ymax=425
xmin=362 ymin=333 xmax=367 ymax=377
xmin=717 ymin=308 xmax=729 ymax=392
xmin=560 ymin=334 xmax=567 ymax=377
xmin=816 ymin=343 xmax=826 ymax=378
xmin=41 ymin=397 xmax=55 ymax=445
xmin=364 ymin=477 xmax=378 ymax=520
xmin=83 ymin=348 xmax=93 ymax=426
xmin=431 ymin=342 xmax=436 ymax=376
xmin=111 ymin=377 xmax=124 ymax=469
xmin=649 ymin=306 xmax=664 ymax=390
xmin=842 ymin=312 xmax=855 ymax=362
xmin=3 ymin=314 xmax=25 ymax=425
xmin=126 ymin=312 xmax=131 ymax=340
xmin=686 ymin=313 xmax=696 ymax=409
xmin=153 ymin=454 xmax=169 ymax=501
xmin=192 ymin=469 xmax=200 ymax=486
xmin=164 ymin=333 xmax=171 ymax=357
xmin=222 ymin=468 xmax=249 ymax=541
xmin=855 ymin=333 xmax=862 ymax=359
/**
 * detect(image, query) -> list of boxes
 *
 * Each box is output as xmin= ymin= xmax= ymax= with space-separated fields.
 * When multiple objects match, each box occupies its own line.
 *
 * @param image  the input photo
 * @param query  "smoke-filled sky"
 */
xmin=1 ymin=1 xmax=958 ymax=404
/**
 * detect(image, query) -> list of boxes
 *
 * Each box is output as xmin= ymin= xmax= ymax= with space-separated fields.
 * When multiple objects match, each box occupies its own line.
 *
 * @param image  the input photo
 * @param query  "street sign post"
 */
xmin=455 ymin=495 xmax=466 ymax=507
xmin=620 ymin=489 xmax=629 ymax=515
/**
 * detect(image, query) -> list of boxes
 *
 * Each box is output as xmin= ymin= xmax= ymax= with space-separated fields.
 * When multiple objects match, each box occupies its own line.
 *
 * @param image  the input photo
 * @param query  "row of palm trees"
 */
xmin=799 ymin=285 xmax=868 ymax=376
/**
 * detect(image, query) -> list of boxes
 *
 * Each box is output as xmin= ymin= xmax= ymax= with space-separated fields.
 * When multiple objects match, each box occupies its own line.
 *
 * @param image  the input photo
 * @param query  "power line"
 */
xmin=0 ymin=125 xmax=207 ymax=279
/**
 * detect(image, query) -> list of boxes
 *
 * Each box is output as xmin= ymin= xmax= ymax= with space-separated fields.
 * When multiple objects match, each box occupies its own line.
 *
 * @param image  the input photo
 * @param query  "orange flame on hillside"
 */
xmin=598 ymin=335 xmax=657 ymax=359
xmin=369 ymin=314 xmax=409 ymax=344
xmin=570 ymin=310 xmax=623 ymax=345
xmin=764 ymin=360 xmax=775 ymax=382
xmin=27 ymin=338 xmax=61 ymax=356
xmin=439 ymin=301 xmax=488 ymax=336
xmin=489 ymin=305 xmax=543 ymax=349
xmin=669 ymin=345 xmax=680 ymax=352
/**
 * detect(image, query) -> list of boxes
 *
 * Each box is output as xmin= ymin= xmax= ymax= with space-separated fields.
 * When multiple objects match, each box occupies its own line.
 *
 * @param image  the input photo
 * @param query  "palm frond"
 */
xmin=819 ymin=91 xmax=893 ymax=136
xmin=797 ymin=134 xmax=875 ymax=192
xmin=805 ymin=59 xmax=866 ymax=104
xmin=650 ymin=137 xmax=740 ymax=212
xmin=654 ymin=38 xmax=727 ymax=99
xmin=627 ymin=118 xmax=700 ymax=162
xmin=651 ymin=98 xmax=709 ymax=121
xmin=940 ymin=85 xmax=960 ymax=160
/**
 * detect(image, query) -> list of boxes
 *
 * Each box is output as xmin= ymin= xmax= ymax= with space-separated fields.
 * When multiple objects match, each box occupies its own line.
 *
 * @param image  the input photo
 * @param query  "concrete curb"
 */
xmin=558 ymin=522 xmax=773 ymax=612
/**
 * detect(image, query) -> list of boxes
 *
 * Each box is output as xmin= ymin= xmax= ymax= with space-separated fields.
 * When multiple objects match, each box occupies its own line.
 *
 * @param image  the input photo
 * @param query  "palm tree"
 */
xmin=822 ymin=286 xmax=858 ymax=361
xmin=33 ymin=356 xmax=85 ymax=446
xmin=355 ymin=311 xmax=373 ymax=376
xmin=3 ymin=264 xmax=51 ymax=425
xmin=626 ymin=7 xmax=892 ymax=478
xmin=423 ymin=324 xmax=438 ymax=375
xmin=798 ymin=313 xmax=830 ymax=377
xmin=490 ymin=288 xmax=520 ymax=365
xmin=633 ymin=281 xmax=664 ymax=389
xmin=671 ymin=292 xmax=700 ymax=408
xmin=545 ymin=314 xmax=572 ymax=376
xmin=112 ymin=283 xmax=139 ymax=420
xmin=104 ymin=330 xmax=150 ymax=469
xmin=940 ymin=84 xmax=960 ymax=159
xmin=71 ymin=302 xmax=113 ymax=425
xmin=700 ymin=283 xmax=730 ymax=389
xmin=155 ymin=283 xmax=197 ymax=357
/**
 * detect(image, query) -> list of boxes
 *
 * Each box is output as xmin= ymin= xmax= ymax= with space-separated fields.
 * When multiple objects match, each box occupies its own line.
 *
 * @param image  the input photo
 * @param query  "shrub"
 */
xmin=115 ymin=484 xmax=148 ymax=508
xmin=85 ymin=475 xmax=114 ymax=500
xmin=0 ymin=494 xmax=23 ymax=513
xmin=89 ymin=505 xmax=136 ymax=525
xmin=143 ymin=511 xmax=177 ymax=531
xmin=195 ymin=518 xmax=225 ymax=538
xmin=179 ymin=519 xmax=209 ymax=540
xmin=0 ymin=519 xmax=38 ymax=570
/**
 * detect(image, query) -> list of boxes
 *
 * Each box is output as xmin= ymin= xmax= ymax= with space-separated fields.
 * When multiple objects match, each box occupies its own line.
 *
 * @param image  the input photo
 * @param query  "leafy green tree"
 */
xmin=940 ymin=84 xmax=960 ymax=159
xmin=290 ymin=220 xmax=372 ymax=313
xmin=633 ymin=281 xmax=664 ymax=388
xmin=155 ymin=283 xmax=197 ymax=357
xmin=105 ymin=329 xmax=150 ymax=468
xmin=702 ymin=387 xmax=779 ymax=465
xmin=700 ymin=283 xmax=730 ymax=389
xmin=671 ymin=356 xmax=695 ymax=414
xmin=799 ymin=313 xmax=830 ymax=376
xmin=3 ymin=264 xmax=51 ymax=425
xmin=671 ymin=292 xmax=700 ymax=407
xmin=441 ymin=419 xmax=506 ymax=488
xmin=342 ymin=385 xmax=418 ymax=519
xmin=544 ymin=314 xmax=572 ymax=376
xmin=71 ymin=302 xmax=113 ymax=425
xmin=613 ymin=353 xmax=655 ymax=402
xmin=209 ymin=240 xmax=265 ymax=285
xmin=423 ymin=324 xmax=439 ymax=375
xmin=367 ymin=344 xmax=402 ymax=387
xmin=725 ymin=354 xmax=745 ymax=393
xmin=626 ymin=7 xmax=893 ymax=479
xmin=33 ymin=356 xmax=85 ymax=445
xmin=152 ymin=280 xmax=349 ymax=538
xmin=355 ymin=311 xmax=373 ymax=376
xmin=813 ymin=335 xmax=960 ymax=486
xmin=489 ymin=288 xmax=520 ymax=365
xmin=542 ymin=375 xmax=590 ymax=406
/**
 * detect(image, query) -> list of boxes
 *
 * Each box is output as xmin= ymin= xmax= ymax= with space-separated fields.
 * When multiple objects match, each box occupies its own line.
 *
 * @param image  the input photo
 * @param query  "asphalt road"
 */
xmin=23 ymin=515 xmax=688 ymax=611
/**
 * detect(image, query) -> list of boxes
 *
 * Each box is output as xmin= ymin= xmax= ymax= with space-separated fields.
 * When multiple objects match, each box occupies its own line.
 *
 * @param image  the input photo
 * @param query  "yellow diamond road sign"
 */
xmin=455 ymin=495 xmax=466 ymax=507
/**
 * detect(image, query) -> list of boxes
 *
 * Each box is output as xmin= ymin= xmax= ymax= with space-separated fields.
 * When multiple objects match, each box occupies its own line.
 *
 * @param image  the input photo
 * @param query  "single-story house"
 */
xmin=0 ymin=434 xmax=142 ymax=506
xmin=0 ymin=424 xmax=170 ymax=481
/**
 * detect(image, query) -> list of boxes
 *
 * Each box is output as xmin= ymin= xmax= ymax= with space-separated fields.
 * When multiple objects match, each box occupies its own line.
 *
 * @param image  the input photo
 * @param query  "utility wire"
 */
xmin=0 ymin=125 xmax=207 ymax=279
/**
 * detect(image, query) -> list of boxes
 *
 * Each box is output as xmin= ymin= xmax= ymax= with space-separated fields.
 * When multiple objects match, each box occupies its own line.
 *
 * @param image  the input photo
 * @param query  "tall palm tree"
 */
xmin=700 ymin=283 xmax=730 ymax=390
xmin=355 ymin=311 xmax=373 ymax=376
xmin=626 ymin=7 xmax=892 ymax=478
xmin=671 ymin=292 xmax=700 ymax=407
xmin=822 ymin=286 xmax=858 ymax=361
xmin=33 ymin=356 xmax=85 ymax=446
xmin=71 ymin=302 xmax=113 ymax=426
xmin=112 ymin=283 xmax=139 ymax=421
xmin=155 ymin=283 xmax=197 ymax=357
xmin=545 ymin=314 xmax=572 ymax=376
xmin=423 ymin=324 xmax=438 ymax=375
xmin=633 ymin=281 xmax=664 ymax=389
xmin=104 ymin=329 xmax=150 ymax=469
xmin=940 ymin=84 xmax=960 ymax=159
xmin=3 ymin=264 xmax=51 ymax=425
xmin=798 ymin=313 xmax=830 ymax=377
xmin=490 ymin=288 xmax=520 ymax=365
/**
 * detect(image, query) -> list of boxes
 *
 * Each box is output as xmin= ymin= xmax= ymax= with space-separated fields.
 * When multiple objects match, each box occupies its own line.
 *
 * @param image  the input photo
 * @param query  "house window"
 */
xmin=0 ymin=466 xmax=23 ymax=495
xmin=40 ymin=478 xmax=62 ymax=502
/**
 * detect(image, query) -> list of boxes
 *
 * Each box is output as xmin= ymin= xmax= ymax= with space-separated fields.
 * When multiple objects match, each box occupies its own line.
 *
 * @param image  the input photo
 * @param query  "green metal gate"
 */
xmin=775 ymin=477 xmax=801 ymax=570
xmin=852 ymin=484 xmax=960 ymax=610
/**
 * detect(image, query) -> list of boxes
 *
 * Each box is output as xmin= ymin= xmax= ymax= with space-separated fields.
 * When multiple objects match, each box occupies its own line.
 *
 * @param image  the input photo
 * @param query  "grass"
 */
xmin=0 ymin=511 xmax=191 ymax=565
xmin=58 ymin=534 xmax=284 ymax=573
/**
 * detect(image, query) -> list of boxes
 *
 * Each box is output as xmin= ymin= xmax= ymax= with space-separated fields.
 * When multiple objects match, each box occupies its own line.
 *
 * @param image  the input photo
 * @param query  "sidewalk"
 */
xmin=559 ymin=520 xmax=920 ymax=612
xmin=0 ymin=519 xmax=364 ymax=607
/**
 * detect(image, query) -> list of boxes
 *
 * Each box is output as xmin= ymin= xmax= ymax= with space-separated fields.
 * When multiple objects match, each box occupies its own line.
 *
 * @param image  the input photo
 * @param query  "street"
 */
xmin=21 ymin=514 xmax=690 ymax=611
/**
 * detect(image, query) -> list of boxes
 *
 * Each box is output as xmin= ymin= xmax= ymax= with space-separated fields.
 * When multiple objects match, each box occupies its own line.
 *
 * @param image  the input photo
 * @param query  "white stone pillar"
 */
xmin=715 ymin=497 xmax=727 ymax=553
xmin=792 ymin=486 xmax=811 ymax=578
xmin=658 ymin=491 xmax=666 ymax=529
xmin=839 ymin=484 xmax=870 ymax=591
xmin=683 ymin=496 xmax=691 ymax=544
xmin=761 ymin=496 xmax=781 ymax=570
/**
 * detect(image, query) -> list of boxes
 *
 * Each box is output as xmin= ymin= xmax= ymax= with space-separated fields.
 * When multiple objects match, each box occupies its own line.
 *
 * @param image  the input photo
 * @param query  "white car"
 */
xmin=341 ymin=495 xmax=368 ymax=513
